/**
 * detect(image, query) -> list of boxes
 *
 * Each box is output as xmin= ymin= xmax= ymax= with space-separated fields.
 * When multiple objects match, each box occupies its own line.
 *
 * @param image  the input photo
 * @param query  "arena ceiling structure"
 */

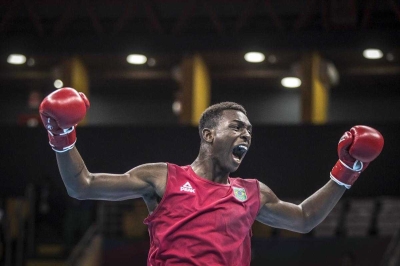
xmin=1 ymin=0 xmax=400 ymax=99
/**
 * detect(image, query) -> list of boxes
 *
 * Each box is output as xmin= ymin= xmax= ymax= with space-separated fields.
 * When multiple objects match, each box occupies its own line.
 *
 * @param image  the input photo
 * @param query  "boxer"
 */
xmin=40 ymin=87 xmax=384 ymax=266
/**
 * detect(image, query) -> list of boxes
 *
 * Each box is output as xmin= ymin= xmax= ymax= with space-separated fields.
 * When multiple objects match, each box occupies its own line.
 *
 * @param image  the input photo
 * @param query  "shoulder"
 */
xmin=129 ymin=162 xmax=168 ymax=178
xmin=138 ymin=163 xmax=191 ymax=194
xmin=257 ymin=180 xmax=279 ymax=206
xmin=128 ymin=162 xmax=168 ymax=194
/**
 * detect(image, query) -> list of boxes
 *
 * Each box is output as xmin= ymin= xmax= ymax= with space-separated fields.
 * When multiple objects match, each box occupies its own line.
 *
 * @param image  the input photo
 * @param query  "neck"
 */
xmin=191 ymin=153 xmax=230 ymax=184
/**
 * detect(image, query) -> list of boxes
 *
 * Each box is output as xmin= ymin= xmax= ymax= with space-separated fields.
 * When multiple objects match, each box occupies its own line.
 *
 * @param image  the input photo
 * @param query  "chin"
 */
xmin=230 ymin=167 xmax=240 ymax=173
xmin=229 ymin=162 xmax=241 ymax=173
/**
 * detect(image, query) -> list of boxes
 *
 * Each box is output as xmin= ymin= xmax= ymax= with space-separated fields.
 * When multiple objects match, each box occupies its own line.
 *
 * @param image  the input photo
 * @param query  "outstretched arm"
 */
xmin=257 ymin=125 xmax=384 ymax=233
xmin=56 ymin=148 xmax=167 ymax=201
xmin=39 ymin=87 xmax=167 ymax=201
xmin=256 ymin=180 xmax=345 ymax=233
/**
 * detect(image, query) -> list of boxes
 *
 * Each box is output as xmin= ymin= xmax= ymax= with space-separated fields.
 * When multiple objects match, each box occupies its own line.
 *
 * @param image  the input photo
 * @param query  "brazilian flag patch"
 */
xmin=233 ymin=187 xmax=247 ymax=201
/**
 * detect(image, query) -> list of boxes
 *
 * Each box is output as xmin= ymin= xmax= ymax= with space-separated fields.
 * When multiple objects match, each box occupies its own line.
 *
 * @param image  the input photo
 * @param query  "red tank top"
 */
xmin=144 ymin=163 xmax=260 ymax=266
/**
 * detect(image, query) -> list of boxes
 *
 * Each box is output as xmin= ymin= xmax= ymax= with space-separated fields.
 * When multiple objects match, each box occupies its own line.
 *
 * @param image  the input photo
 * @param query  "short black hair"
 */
xmin=198 ymin=102 xmax=247 ymax=136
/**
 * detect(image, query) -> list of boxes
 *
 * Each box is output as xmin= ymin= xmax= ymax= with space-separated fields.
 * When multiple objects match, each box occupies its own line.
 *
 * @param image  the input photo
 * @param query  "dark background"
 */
xmin=1 ymin=1 xmax=400 ymax=265
xmin=1 ymin=0 xmax=400 ymax=127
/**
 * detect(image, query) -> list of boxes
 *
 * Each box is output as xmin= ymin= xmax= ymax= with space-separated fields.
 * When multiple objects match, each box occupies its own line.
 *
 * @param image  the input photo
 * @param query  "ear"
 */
xmin=202 ymin=128 xmax=214 ymax=143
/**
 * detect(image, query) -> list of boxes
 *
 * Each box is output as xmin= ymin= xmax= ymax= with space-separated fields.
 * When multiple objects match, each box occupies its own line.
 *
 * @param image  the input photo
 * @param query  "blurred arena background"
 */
xmin=0 ymin=0 xmax=400 ymax=265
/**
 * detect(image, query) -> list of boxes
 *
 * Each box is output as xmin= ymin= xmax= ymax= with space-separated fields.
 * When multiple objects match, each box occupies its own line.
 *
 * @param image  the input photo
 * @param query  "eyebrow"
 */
xmin=232 ymin=120 xmax=252 ymax=129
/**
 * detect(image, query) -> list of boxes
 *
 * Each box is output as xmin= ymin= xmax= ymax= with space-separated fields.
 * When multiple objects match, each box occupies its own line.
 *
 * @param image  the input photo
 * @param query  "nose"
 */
xmin=241 ymin=130 xmax=251 ymax=142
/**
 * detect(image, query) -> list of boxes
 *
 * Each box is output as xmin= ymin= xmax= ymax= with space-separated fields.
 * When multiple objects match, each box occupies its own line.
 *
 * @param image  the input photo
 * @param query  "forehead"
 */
xmin=220 ymin=110 xmax=251 ymax=125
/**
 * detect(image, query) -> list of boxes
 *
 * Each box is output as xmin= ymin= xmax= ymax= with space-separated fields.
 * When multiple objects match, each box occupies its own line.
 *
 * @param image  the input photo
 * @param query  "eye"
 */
xmin=230 ymin=125 xmax=240 ymax=131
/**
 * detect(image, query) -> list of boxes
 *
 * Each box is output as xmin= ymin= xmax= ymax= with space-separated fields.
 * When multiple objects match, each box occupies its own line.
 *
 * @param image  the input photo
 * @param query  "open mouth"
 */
xmin=232 ymin=145 xmax=248 ymax=163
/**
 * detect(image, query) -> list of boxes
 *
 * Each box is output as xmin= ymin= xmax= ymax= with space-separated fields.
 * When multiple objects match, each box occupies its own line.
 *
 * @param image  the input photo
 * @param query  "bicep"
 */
xmin=256 ymin=181 xmax=306 ymax=232
xmin=81 ymin=163 xmax=167 ymax=201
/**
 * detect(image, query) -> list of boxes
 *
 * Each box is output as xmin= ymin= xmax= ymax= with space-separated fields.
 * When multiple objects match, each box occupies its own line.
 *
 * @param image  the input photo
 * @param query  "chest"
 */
xmin=163 ymin=180 xmax=255 ymax=228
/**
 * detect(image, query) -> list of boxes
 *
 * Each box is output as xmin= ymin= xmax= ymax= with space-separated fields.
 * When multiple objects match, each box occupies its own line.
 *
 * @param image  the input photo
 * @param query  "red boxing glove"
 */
xmin=39 ymin=87 xmax=90 ymax=152
xmin=330 ymin=125 xmax=384 ymax=189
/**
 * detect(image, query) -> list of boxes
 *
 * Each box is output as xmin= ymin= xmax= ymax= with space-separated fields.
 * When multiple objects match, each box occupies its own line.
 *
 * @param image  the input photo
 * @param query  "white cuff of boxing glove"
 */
xmin=51 ymin=139 xmax=77 ymax=153
xmin=47 ymin=126 xmax=75 ymax=136
xmin=48 ymin=126 xmax=76 ymax=153
xmin=339 ymin=159 xmax=363 ymax=172
xmin=330 ymin=173 xmax=352 ymax=189
xmin=330 ymin=160 xmax=363 ymax=189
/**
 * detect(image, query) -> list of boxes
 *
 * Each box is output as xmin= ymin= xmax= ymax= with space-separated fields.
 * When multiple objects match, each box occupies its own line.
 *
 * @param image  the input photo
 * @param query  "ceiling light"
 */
xmin=127 ymin=54 xmax=147 ymax=65
xmin=244 ymin=52 xmax=265 ymax=63
xmin=281 ymin=77 xmax=301 ymax=88
xmin=54 ymin=79 xmax=63 ymax=88
xmin=7 ymin=54 xmax=26 ymax=65
xmin=172 ymin=100 xmax=181 ymax=115
xmin=363 ymin=49 xmax=383 ymax=59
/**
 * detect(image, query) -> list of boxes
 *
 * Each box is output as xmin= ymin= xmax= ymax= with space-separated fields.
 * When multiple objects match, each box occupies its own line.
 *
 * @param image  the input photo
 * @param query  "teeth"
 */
xmin=238 ymin=145 xmax=248 ymax=151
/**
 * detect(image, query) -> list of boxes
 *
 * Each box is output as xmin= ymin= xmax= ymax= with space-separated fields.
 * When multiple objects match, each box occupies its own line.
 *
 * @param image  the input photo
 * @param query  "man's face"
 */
xmin=211 ymin=110 xmax=252 ymax=172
